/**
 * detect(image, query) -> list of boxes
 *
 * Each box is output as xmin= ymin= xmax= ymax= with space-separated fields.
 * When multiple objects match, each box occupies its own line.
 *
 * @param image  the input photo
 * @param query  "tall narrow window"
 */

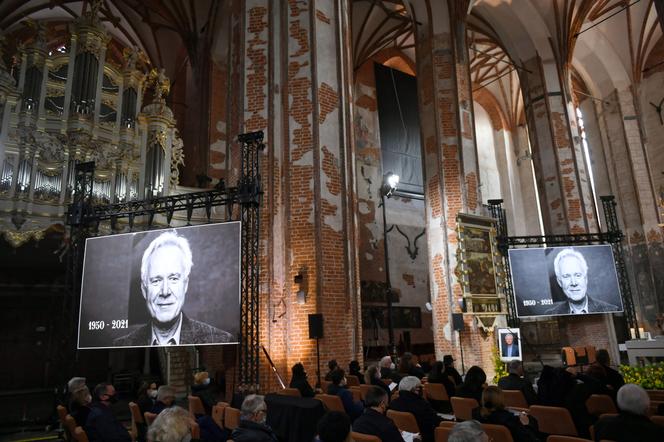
xmin=575 ymin=107 xmax=600 ymax=227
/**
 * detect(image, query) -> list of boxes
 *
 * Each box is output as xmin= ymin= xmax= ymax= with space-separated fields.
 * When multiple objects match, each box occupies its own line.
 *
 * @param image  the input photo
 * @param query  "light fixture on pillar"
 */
xmin=379 ymin=172 xmax=399 ymax=358
xmin=295 ymin=272 xmax=306 ymax=305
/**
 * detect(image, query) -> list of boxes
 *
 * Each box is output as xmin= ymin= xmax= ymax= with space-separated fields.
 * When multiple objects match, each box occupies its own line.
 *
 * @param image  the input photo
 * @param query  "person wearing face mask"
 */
xmin=151 ymin=386 xmax=176 ymax=414
xmin=191 ymin=371 xmax=218 ymax=415
xmin=231 ymin=394 xmax=278 ymax=442
xmin=328 ymin=369 xmax=364 ymax=421
xmin=352 ymin=386 xmax=405 ymax=442
xmin=136 ymin=382 xmax=158 ymax=417
xmin=85 ymin=383 xmax=131 ymax=442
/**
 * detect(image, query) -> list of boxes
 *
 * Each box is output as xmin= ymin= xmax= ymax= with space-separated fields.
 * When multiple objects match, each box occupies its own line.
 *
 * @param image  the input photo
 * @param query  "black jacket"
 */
xmin=497 ymin=374 xmax=539 ymax=406
xmin=443 ymin=367 xmax=462 ymax=386
xmin=389 ymin=390 xmax=442 ymax=442
xmin=84 ymin=402 xmax=131 ymax=442
xmin=370 ymin=377 xmax=392 ymax=402
xmin=594 ymin=412 xmax=662 ymax=442
xmin=472 ymin=408 xmax=540 ymax=442
xmin=231 ymin=420 xmax=279 ymax=442
xmin=353 ymin=408 xmax=405 ymax=442
xmin=191 ymin=383 xmax=218 ymax=415
xmin=289 ymin=376 xmax=315 ymax=398
xmin=454 ymin=383 xmax=483 ymax=405
xmin=380 ymin=367 xmax=402 ymax=383
xmin=328 ymin=384 xmax=364 ymax=421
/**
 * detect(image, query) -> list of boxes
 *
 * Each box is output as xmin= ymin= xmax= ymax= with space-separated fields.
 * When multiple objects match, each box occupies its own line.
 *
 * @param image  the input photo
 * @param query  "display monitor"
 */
xmin=78 ymin=222 xmax=241 ymax=349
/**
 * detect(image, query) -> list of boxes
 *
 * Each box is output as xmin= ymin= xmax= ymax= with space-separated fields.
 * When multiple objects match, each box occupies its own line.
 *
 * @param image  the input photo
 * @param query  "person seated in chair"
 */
xmin=448 ymin=420 xmax=489 ymax=442
xmin=388 ymin=376 xmax=442 ymax=442
xmin=442 ymin=355 xmax=463 ymax=386
xmin=325 ymin=360 xmax=340 ymax=382
xmin=317 ymin=411 xmax=352 ymax=442
xmin=365 ymin=365 xmax=392 ymax=403
xmin=191 ymin=371 xmax=218 ymax=415
xmin=289 ymin=362 xmax=316 ymax=397
xmin=594 ymin=384 xmax=661 ymax=442
xmin=472 ymin=386 xmax=540 ymax=442
xmin=231 ymin=394 xmax=278 ymax=442
xmin=68 ymin=377 xmax=92 ymax=427
xmin=348 ymin=360 xmax=365 ymax=384
xmin=85 ymin=383 xmax=131 ymax=442
xmin=151 ymin=386 xmax=176 ymax=414
xmin=147 ymin=406 xmax=191 ymax=442
xmin=593 ymin=349 xmax=625 ymax=393
xmin=455 ymin=366 xmax=487 ymax=404
xmin=353 ymin=386 xmax=405 ymax=442
xmin=379 ymin=356 xmax=401 ymax=383
xmin=327 ymin=369 xmax=364 ymax=421
xmin=497 ymin=360 xmax=538 ymax=406
xmin=427 ymin=360 xmax=456 ymax=398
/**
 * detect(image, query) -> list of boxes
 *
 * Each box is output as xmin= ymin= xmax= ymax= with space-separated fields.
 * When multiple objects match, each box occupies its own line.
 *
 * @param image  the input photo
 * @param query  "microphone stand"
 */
xmin=261 ymin=345 xmax=286 ymax=389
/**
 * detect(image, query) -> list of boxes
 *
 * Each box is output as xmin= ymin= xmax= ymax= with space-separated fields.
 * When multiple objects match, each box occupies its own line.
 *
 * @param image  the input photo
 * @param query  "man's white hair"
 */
xmin=147 ymin=406 xmax=190 ymax=442
xmin=554 ymin=248 xmax=588 ymax=277
xmin=141 ymin=231 xmax=193 ymax=286
xmin=398 ymin=376 xmax=421 ymax=392
xmin=379 ymin=356 xmax=392 ymax=368
xmin=240 ymin=394 xmax=266 ymax=420
xmin=448 ymin=420 xmax=487 ymax=442
xmin=156 ymin=385 xmax=175 ymax=402
xmin=617 ymin=383 xmax=650 ymax=416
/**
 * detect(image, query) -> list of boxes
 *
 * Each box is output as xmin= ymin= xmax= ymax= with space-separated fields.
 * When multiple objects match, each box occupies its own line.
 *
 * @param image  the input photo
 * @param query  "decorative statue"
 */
xmin=147 ymin=67 xmax=170 ymax=100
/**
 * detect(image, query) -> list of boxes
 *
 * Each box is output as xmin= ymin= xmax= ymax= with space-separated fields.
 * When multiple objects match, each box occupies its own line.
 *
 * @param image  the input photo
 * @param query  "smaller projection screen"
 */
xmin=508 ymin=244 xmax=623 ymax=318
xmin=78 ymin=222 xmax=241 ymax=349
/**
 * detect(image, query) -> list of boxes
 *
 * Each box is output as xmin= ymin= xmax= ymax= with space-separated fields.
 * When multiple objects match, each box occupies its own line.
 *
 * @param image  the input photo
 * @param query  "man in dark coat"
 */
xmin=84 ymin=384 xmax=131 ymax=442
xmin=497 ymin=361 xmax=538 ymax=406
xmin=442 ymin=355 xmax=462 ymax=385
xmin=353 ymin=386 xmax=405 ymax=442
xmin=231 ymin=394 xmax=279 ymax=442
xmin=327 ymin=369 xmax=364 ymax=421
xmin=114 ymin=231 xmax=233 ymax=346
xmin=594 ymin=384 xmax=661 ymax=442
xmin=388 ymin=376 xmax=442 ymax=442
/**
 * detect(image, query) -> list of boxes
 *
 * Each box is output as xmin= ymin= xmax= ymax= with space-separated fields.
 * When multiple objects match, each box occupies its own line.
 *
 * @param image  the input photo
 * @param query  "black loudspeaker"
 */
xmin=452 ymin=313 xmax=465 ymax=332
xmin=308 ymin=314 xmax=324 ymax=339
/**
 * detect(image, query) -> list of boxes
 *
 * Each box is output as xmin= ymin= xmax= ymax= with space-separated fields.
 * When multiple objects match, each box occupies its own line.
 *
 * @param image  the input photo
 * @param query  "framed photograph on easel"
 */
xmin=497 ymin=327 xmax=522 ymax=362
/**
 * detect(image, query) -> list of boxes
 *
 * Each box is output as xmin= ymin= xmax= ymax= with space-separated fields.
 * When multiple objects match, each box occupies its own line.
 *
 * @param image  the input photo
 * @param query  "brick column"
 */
xmin=521 ymin=57 xmax=598 ymax=234
xmin=410 ymin=1 xmax=492 ymax=376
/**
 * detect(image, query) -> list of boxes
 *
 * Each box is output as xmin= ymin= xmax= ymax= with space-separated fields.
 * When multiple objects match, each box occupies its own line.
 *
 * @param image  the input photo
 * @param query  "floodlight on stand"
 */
xmin=381 ymin=172 xmax=400 ymax=198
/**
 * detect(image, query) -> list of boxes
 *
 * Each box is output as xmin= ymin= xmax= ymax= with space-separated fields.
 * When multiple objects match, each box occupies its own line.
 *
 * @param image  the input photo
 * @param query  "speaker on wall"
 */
xmin=452 ymin=313 xmax=465 ymax=332
xmin=308 ymin=314 xmax=324 ymax=339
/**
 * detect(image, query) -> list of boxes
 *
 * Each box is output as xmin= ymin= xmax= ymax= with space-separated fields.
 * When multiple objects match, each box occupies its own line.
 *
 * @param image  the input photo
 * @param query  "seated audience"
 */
xmin=289 ymin=362 xmax=315 ymax=397
xmin=325 ymin=360 xmax=339 ymax=382
xmin=593 ymin=349 xmax=625 ymax=393
xmin=498 ymin=360 xmax=538 ymax=406
xmin=317 ymin=411 xmax=352 ymax=442
xmin=231 ymin=394 xmax=278 ymax=442
xmin=365 ymin=365 xmax=392 ymax=402
xmin=68 ymin=377 xmax=92 ymax=426
xmin=389 ymin=376 xmax=442 ymax=442
xmin=85 ymin=383 xmax=131 ymax=442
xmin=353 ymin=385 xmax=404 ymax=442
xmin=327 ymin=369 xmax=364 ymax=421
xmin=191 ymin=371 xmax=218 ymax=415
xmin=151 ymin=385 xmax=176 ymax=414
xmin=536 ymin=366 xmax=575 ymax=406
xmin=426 ymin=360 xmax=456 ymax=397
xmin=348 ymin=360 xmax=365 ymax=384
xmin=147 ymin=406 xmax=190 ymax=442
xmin=398 ymin=352 xmax=425 ymax=379
xmin=448 ymin=420 xmax=489 ymax=442
xmin=471 ymin=386 xmax=540 ymax=442
xmin=136 ymin=381 xmax=157 ymax=416
xmin=379 ymin=355 xmax=401 ymax=383
xmin=594 ymin=384 xmax=661 ymax=442
xmin=443 ymin=355 xmax=463 ymax=386
xmin=455 ymin=366 xmax=486 ymax=404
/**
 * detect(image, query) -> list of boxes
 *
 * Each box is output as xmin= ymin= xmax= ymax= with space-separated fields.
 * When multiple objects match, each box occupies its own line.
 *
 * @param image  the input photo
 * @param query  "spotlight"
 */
xmin=380 ymin=172 xmax=399 ymax=198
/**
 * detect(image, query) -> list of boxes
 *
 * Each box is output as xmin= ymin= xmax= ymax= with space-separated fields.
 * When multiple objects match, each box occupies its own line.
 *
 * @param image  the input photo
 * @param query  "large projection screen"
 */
xmin=508 ymin=244 xmax=623 ymax=318
xmin=78 ymin=222 xmax=241 ymax=349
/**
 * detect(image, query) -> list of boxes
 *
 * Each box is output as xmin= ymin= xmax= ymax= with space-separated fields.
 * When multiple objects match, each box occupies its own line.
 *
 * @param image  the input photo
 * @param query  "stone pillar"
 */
xmin=521 ymin=56 xmax=598 ymax=234
xmin=410 ymin=0 xmax=492 ymax=375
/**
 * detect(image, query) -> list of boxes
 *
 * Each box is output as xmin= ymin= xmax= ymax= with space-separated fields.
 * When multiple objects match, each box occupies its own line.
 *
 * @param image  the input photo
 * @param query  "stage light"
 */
xmin=381 ymin=172 xmax=399 ymax=198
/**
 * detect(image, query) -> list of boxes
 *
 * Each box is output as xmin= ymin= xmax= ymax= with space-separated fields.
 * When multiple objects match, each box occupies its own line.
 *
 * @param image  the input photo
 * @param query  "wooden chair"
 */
xmin=546 ymin=436 xmax=594 ymax=442
xmin=450 ymin=397 xmax=478 ymax=421
xmin=386 ymin=409 xmax=420 ymax=434
xmin=346 ymin=375 xmax=361 ymax=387
xmin=561 ymin=347 xmax=576 ymax=367
xmin=435 ymin=425 xmax=453 ymax=442
xmin=503 ymin=390 xmax=529 ymax=409
xmin=439 ymin=421 xmax=456 ymax=427
xmin=528 ymin=405 xmax=578 ymax=436
xmin=321 ymin=380 xmax=332 ymax=393
xmin=188 ymin=395 xmax=206 ymax=418
xmin=315 ymin=394 xmax=346 ymax=413
xmin=64 ymin=415 xmax=78 ymax=440
xmin=73 ymin=427 xmax=89 ymax=442
xmin=277 ymin=387 xmax=302 ymax=397
xmin=144 ymin=412 xmax=158 ymax=427
xmin=190 ymin=421 xmax=200 ymax=440
xmin=56 ymin=405 xmax=68 ymax=425
xmin=652 ymin=415 xmax=664 ymax=427
xmin=128 ymin=402 xmax=145 ymax=441
xmin=359 ymin=384 xmax=372 ymax=400
xmin=212 ymin=403 xmax=226 ymax=428
xmin=482 ymin=423 xmax=514 ymax=442
xmin=350 ymin=386 xmax=362 ymax=402
xmin=585 ymin=394 xmax=617 ymax=416
xmin=224 ymin=407 xmax=241 ymax=430
xmin=350 ymin=432 xmax=381 ymax=442
xmin=424 ymin=383 xmax=450 ymax=401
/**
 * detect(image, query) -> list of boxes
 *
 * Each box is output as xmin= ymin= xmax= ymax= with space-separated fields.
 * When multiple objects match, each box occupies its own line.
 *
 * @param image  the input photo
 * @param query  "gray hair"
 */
xmin=68 ymin=377 xmax=87 ymax=393
xmin=617 ymin=383 xmax=650 ymax=416
xmin=448 ymin=420 xmax=487 ymax=442
xmin=507 ymin=360 xmax=522 ymax=374
xmin=379 ymin=356 xmax=392 ymax=368
xmin=554 ymin=248 xmax=588 ymax=278
xmin=157 ymin=385 xmax=176 ymax=402
xmin=147 ymin=406 xmax=190 ymax=442
xmin=398 ymin=376 xmax=421 ymax=392
xmin=240 ymin=394 xmax=266 ymax=420
xmin=141 ymin=231 xmax=193 ymax=286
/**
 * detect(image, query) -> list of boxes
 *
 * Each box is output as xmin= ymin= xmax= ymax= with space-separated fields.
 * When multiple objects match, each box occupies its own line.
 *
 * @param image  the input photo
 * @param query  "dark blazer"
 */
xmin=455 ymin=383 xmax=484 ymax=405
xmin=443 ymin=366 xmax=463 ymax=386
xmin=289 ymin=376 xmax=315 ymax=398
xmin=498 ymin=374 xmax=539 ymax=406
xmin=388 ymin=390 xmax=442 ymax=442
xmin=328 ymin=384 xmax=364 ymax=421
xmin=113 ymin=314 xmax=233 ymax=346
xmin=231 ymin=420 xmax=279 ymax=442
xmin=353 ymin=408 xmax=405 ymax=442
xmin=502 ymin=344 xmax=520 ymax=357
xmin=544 ymin=295 xmax=618 ymax=315
xmin=594 ymin=412 xmax=662 ymax=442
xmin=380 ymin=367 xmax=402 ymax=383
xmin=84 ymin=402 xmax=131 ymax=442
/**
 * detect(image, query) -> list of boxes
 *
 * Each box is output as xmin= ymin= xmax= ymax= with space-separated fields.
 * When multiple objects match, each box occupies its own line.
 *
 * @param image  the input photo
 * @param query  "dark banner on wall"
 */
xmin=78 ymin=222 xmax=241 ymax=349
xmin=509 ymin=244 xmax=623 ymax=318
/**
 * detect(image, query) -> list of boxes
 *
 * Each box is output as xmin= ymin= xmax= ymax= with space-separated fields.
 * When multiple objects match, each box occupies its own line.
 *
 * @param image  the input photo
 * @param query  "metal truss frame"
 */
xmin=65 ymin=131 xmax=264 ymax=387
xmin=487 ymin=196 xmax=639 ymax=334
